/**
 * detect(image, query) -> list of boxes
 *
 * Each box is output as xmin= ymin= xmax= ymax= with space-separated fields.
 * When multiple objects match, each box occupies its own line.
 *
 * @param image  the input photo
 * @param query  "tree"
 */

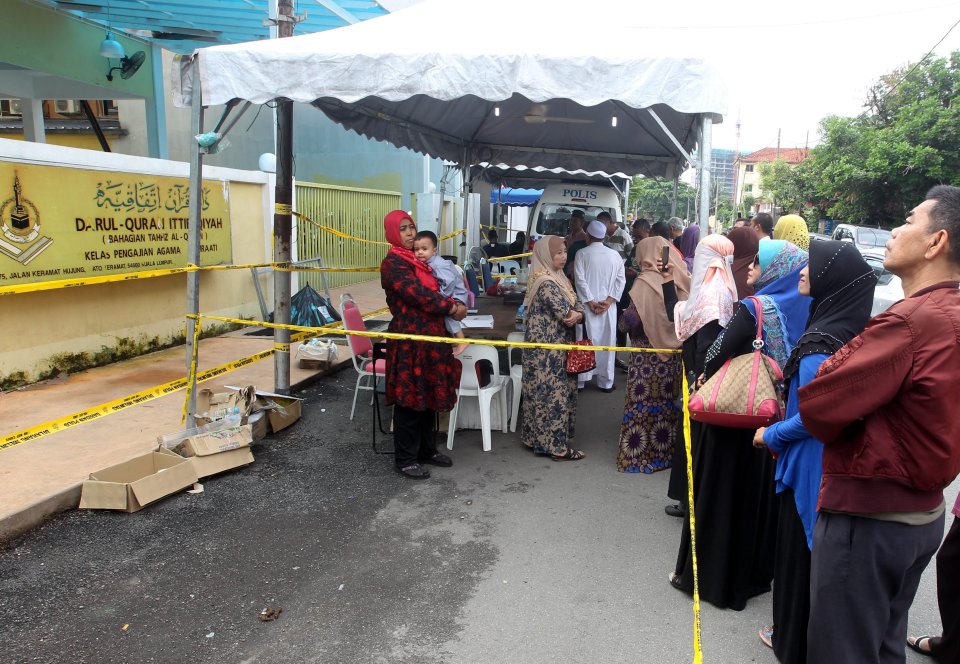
xmin=810 ymin=51 xmax=960 ymax=225
xmin=758 ymin=158 xmax=823 ymax=229
xmin=628 ymin=177 xmax=697 ymax=221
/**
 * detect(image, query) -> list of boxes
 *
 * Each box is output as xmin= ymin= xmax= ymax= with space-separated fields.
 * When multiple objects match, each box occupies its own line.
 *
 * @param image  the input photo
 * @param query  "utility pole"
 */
xmin=273 ymin=0 xmax=297 ymax=394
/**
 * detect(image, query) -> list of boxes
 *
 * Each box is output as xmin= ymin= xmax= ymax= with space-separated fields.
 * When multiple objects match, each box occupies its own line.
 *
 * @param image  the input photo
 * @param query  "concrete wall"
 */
xmin=0 ymin=139 xmax=272 ymax=384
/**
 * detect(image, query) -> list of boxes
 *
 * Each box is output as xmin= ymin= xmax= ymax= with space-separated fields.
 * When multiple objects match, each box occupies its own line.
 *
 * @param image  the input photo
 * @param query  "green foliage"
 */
xmin=810 ymin=51 xmax=960 ymax=225
xmin=628 ymin=177 xmax=697 ymax=221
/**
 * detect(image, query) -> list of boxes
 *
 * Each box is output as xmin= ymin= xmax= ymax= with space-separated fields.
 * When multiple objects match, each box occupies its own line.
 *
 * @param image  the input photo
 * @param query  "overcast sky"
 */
xmin=382 ymin=0 xmax=960 ymax=153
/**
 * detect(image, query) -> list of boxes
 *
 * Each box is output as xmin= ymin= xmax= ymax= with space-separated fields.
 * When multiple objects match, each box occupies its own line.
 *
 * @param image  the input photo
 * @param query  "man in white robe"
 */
xmin=574 ymin=220 xmax=626 ymax=392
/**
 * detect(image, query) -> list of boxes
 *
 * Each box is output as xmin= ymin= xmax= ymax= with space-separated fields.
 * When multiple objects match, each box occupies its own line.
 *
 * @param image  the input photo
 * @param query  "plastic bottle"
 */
xmin=224 ymin=407 xmax=242 ymax=428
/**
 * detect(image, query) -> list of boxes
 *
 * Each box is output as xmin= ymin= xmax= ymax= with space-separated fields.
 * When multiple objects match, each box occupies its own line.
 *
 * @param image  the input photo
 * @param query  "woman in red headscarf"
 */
xmin=381 ymin=210 xmax=467 ymax=479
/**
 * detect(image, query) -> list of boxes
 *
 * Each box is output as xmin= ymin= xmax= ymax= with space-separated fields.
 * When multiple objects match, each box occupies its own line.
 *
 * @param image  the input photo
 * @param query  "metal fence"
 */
xmin=295 ymin=182 xmax=401 ymax=290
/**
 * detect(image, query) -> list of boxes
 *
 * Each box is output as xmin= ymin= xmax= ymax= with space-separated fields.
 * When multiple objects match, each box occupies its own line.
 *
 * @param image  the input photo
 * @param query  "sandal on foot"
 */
xmin=551 ymin=449 xmax=585 ymax=461
xmin=907 ymin=635 xmax=938 ymax=657
xmin=759 ymin=626 xmax=774 ymax=649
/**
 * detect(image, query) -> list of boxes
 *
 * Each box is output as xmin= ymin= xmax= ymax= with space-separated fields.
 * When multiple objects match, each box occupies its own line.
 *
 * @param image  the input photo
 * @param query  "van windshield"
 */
xmin=535 ymin=204 xmax=619 ymax=237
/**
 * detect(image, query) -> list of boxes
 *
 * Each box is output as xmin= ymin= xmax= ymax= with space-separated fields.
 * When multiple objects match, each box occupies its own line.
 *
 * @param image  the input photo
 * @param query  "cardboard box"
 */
xmin=188 ymin=447 xmax=254 ymax=479
xmin=80 ymin=448 xmax=198 ymax=512
xmin=172 ymin=425 xmax=252 ymax=457
xmin=253 ymin=391 xmax=303 ymax=433
xmin=164 ymin=425 xmax=255 ymax=479
xmin=194 ymin=386 xmax=256 ymax=425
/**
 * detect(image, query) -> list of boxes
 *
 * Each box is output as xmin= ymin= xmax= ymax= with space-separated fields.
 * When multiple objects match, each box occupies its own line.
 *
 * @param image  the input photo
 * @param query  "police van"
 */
xmin=528 ymin=183 xmax=623 ymax=238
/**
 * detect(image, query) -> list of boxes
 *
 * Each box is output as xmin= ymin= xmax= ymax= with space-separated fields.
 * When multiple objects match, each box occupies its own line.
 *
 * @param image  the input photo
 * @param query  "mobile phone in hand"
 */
xmin=661 ymin=246 xmax=670 ymax=271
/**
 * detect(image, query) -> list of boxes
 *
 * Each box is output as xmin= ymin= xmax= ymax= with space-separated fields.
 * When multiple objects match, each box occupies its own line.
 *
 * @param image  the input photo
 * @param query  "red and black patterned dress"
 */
xmin=380 ymin=253 xmax=462 ymax=412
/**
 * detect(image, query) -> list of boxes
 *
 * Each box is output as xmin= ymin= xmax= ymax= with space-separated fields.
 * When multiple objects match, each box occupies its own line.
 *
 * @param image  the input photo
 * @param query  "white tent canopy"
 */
xmin=177 ymin=0 xmax=728 ymax=179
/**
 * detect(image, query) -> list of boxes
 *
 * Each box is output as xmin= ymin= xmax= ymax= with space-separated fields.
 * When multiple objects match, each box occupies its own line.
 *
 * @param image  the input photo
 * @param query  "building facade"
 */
xmin=734 ymin=147 xmax=809 ymax=214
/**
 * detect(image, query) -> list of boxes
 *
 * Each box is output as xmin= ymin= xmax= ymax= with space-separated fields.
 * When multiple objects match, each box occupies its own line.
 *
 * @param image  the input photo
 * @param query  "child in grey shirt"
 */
xmin=413 ymin=230 xmax=468 ymax=355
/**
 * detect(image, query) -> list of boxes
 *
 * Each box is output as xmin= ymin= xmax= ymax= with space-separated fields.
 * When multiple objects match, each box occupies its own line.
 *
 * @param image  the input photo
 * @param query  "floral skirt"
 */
xmin=616 ymin=339 xmax=683 ymax=473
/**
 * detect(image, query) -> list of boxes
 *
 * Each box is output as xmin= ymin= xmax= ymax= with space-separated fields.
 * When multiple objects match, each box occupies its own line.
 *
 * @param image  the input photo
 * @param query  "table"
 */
xmin=461 ymin=295 xmax=522 ymax=340
xmin=453 ymin=295 xmax=523 ymax=433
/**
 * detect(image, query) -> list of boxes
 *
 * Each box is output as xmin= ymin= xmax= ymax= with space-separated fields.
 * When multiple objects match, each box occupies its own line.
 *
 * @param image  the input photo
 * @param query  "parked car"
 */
xmin=861 ymin=248 xmax=903 ymax=317
xmin=832 ymin=224 xmax=891 ymax=253
xmin=809 ymin=232 xmax=831 ymax=243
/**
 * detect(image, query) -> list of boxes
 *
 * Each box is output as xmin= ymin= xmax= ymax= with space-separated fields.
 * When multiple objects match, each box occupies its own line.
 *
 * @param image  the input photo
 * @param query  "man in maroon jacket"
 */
xmin=798 ymin=185 xmax=960 ymax=663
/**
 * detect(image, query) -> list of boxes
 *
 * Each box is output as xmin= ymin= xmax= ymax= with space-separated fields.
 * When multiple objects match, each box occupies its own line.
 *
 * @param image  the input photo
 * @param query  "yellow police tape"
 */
xmin=0 ymin=306 xmax=391 ymax=451
xmin=0 ymin=261 xmax=388 ymax=296
xmin=194 ymin=313 xmax=683 ymax=355
xmin=488 ymin=252 xmax=532 ymax=262
xmin=0 ymin=347 xmax=274 ymax=452
xmin=293 ymin=211 xmax=391 ymax=246
xmin=682 ymin=370 xmax=703 ymax=663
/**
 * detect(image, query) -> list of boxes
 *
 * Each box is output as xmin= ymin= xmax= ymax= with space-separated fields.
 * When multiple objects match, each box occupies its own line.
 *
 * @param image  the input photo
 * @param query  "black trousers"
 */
xmin=807 ymin=511 xmax=944 ymax=664
xmin=930 ymin=515 xmax=960 ymax=664
xmin=771 ymin=490 xmax=810 ymax=664
xmin=393 ymin=405 xmax=438 ymax=467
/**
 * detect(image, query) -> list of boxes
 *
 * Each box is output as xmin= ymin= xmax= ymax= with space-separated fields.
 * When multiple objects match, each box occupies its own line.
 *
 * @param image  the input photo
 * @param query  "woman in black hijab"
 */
xmin=753 ymin=240 xmax=877 ymax=663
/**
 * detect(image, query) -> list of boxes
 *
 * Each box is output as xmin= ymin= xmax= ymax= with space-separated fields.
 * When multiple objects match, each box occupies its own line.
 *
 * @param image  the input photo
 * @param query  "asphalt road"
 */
xmin=0 ymin=369 xmax=951 ymax=663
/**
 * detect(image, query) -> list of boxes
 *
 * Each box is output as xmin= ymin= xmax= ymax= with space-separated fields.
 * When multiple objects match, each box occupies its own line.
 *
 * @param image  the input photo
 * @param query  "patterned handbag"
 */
xmin=688 ymin=297 xmax=784 ymax=428
xmin=565 ymin=321 xmax=597 ymax=375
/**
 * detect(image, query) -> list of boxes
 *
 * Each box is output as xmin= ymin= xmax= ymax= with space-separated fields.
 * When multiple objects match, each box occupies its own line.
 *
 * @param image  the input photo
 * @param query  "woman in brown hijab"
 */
xmin=727 ymin=226 xmax=760 ymax=299
xmin=519 ymin=236 xmax=586 ymax=460
xmin=615 ymin=237 xmax=690 ymax=473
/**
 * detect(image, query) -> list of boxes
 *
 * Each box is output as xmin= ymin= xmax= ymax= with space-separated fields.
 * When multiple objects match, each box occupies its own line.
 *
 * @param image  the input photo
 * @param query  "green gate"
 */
xmin=295 ymin=182 xmax=401 ymax=290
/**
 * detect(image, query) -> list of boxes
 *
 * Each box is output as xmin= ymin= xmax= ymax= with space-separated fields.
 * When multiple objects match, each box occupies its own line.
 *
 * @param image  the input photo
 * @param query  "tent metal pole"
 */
xmin=185 ymin=61 xmax=204 ymax=429
xmin=273 ymin=0 xmax=295 ymax=395
xmin=622 ymin=178 xmax=630 ymax=223
xmin=698 ymin=115 xmax=713 ymax=235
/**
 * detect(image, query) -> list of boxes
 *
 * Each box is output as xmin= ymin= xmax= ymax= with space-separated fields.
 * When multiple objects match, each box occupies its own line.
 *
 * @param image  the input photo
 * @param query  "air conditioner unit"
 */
xmin=54 ymin=100 xmax=79 ymax=115
xmin=1 ymin=99 xmax=22 ymax=116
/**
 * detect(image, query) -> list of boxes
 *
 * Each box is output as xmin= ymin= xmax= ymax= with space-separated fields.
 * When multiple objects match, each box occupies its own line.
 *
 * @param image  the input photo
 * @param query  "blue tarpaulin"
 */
xmin=490 ymin=188 xmax=542 ymax=207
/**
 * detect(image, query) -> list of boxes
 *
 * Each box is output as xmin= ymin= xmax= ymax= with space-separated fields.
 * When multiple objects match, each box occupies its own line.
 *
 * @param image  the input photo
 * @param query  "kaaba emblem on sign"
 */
xmin=0 ymin=173 xmax=53 ymax=265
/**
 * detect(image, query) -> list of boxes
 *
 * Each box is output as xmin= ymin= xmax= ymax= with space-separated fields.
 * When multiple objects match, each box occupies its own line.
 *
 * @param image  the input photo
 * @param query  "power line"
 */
xmin=868 ymin=14 xmax=960 ymax=109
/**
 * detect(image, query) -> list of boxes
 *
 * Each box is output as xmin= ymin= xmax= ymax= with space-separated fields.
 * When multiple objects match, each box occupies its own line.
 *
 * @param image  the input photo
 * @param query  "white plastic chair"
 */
xmin=506 ymin=331 xmax=525 ymax=433
xmin=339 ymin=293 xmax=385 ymax=421
xmin=447 ymin=345 xmax=509 ymax=452
xmin=494 ymin=259 xmax=521 ymax=275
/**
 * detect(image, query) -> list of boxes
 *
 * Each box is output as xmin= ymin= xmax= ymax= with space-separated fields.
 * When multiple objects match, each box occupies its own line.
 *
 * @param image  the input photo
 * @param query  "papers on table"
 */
xmin=461 ymin=315 xmax=495 ymax=329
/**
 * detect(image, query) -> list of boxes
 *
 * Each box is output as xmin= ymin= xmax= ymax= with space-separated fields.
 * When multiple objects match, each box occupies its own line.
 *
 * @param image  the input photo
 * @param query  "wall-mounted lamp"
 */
xmin=258 ymin=153 xmax=277 ymax=173
xmin=99 ymin=32 xmax=126 ymax=59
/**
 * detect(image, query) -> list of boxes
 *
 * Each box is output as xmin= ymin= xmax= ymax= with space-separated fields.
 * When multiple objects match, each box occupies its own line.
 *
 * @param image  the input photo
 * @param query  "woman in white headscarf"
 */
xmin=519 ymin=236 xmax=586 ymax=460
xmin=665 ymin=234 xmax=738 ymax=514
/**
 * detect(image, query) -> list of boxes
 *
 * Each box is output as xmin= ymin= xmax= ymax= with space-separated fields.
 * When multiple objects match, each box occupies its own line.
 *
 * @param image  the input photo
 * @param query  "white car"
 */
xmin=861 ymin=249 xmax=903 ymax=317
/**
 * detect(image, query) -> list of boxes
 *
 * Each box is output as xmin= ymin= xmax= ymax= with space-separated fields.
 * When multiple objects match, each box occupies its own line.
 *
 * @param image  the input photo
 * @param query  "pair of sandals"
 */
xmin=756 ymin=628 xmax=939 ymax=657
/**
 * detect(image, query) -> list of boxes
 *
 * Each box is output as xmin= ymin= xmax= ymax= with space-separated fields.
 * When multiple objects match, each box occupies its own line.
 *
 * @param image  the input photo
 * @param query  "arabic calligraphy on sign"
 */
xmin=94 ymin=180 xmax=211 ymax=213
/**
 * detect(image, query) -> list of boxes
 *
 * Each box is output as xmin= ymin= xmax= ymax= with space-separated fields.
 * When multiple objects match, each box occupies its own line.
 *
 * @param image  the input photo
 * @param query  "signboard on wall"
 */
xmin=0 ymin=162 xmax=232 ymax=286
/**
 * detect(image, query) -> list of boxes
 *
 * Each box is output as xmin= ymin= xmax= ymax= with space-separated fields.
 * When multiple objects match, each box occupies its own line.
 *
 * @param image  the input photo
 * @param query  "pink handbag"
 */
xmin=688 ymin=297 xmax=785 ymax=428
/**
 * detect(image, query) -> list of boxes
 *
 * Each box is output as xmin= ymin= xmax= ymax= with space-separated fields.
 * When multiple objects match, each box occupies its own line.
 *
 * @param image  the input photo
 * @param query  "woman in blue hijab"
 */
xmin=671 ymin=240 xmax=811 ymax=612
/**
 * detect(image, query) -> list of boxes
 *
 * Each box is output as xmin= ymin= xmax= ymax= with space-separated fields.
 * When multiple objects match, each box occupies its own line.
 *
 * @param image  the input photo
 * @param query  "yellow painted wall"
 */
xmin=0 ymin=179 xmax=269 ymax=384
